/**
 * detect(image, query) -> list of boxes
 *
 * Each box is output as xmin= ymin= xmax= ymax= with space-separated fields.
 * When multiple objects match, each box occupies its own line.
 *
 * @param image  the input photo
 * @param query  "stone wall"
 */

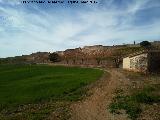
xmin=123 ymin=53 xmax=148 ymax=72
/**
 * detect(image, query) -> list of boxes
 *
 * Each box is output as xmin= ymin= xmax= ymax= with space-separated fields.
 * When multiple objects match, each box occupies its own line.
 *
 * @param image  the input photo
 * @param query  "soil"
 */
xmin=70 ymin=68 xmax=131 ymax=120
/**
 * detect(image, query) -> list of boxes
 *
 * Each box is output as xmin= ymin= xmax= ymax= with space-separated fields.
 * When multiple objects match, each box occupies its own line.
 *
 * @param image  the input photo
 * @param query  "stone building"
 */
xmin=123 ymin=50 xmax=160 ymax=73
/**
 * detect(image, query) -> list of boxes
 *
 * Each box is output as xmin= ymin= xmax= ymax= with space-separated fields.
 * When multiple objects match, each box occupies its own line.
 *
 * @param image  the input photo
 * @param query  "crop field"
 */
xmin=0 ymin=64 xmax=103 ymax=119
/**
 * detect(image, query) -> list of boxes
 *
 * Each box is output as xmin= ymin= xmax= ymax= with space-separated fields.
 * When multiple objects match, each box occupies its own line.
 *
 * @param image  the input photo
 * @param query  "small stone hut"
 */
xmin=123 ymin=50 xmax=160 ymax=73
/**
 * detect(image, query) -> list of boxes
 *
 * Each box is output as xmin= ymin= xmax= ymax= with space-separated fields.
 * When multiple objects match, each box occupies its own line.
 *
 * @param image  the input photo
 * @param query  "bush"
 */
xmin=109 ymin=95 xmax=141 ymax=120
xmin=140 ymin=41 xmax=151 ymax=49
xmin=109 ymin=85 xmax=160 ymax=120
xmin=133 ymin=86 xmax=160 ymax=104
xmin=49 ymin=52 xmax=61 ymax=62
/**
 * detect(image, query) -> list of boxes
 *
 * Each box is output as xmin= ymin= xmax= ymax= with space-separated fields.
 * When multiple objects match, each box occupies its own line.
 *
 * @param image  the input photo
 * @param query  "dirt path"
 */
xmin=70 ymin=68 xmax=131 ymax=120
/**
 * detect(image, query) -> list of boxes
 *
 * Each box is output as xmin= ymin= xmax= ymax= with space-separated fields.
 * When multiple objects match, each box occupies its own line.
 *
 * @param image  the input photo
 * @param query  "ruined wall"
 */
xmin=129 ymin=53 xmax=148 ymax=72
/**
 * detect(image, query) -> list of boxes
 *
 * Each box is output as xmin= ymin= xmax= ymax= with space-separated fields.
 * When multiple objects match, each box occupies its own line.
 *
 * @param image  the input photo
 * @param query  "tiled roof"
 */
xmin=124 ymin=50 xmax=160 ymax=58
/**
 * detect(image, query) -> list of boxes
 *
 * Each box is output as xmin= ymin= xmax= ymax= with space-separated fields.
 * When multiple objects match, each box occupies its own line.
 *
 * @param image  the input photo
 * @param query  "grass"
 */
xmin=109 ymin=84 xmax=160 ymax=120
xmin=0 ymin=64 xmax=103 ymax=119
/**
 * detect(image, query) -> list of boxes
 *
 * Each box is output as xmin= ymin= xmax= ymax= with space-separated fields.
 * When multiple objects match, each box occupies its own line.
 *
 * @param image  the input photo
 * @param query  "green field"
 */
xmin=0 ymin=65 xmax=103 ymax=111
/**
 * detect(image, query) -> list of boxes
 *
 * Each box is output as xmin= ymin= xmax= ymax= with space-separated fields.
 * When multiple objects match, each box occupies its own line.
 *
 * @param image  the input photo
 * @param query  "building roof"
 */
xmin=128 ymin=50 xmax=147 ymax=58
xmin=124 ymin=50 xmax=160 ymax=58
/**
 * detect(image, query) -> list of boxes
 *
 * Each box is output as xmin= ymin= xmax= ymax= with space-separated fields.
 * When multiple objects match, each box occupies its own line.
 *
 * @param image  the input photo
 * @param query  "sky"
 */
xmin=0 ymin=0 xmax=160 ymax=58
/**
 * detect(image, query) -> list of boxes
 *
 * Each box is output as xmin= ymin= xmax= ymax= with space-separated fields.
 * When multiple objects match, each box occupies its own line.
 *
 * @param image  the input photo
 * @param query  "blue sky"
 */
xmin=0 ymin=0 xmax=160 ymax=57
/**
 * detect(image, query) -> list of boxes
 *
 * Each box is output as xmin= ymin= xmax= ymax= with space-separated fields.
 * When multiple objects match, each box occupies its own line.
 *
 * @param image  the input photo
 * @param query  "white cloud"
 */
xmin=0 ymin=0 xmax=160 ymax=57
xmin=0 ymin=0 xmax=20 ymax=5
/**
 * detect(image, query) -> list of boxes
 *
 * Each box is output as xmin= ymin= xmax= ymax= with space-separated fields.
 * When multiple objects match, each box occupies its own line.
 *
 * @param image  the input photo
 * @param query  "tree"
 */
xmin=140 ymin=41 xmax=151 ymax=49
xmin=49 ymin=52 xmax=61 ymax=62
xmin=63 ymin=49 xmax=75 ymax=64
xmin=91 ymin=49 xmax=105 ymax=65
xmin=112 ymin=56 xmax=121 ymax=68
xmin=112 ymin=50 xmax=124 ymax=68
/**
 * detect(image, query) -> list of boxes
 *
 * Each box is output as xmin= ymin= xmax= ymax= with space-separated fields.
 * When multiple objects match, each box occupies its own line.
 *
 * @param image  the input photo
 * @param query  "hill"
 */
xmin=0 ymin=41 xmax=160 ymax=67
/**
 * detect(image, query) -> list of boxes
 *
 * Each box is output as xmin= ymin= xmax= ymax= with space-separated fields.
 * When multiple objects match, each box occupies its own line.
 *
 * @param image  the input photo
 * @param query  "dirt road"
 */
xmin=70 ymin=68 xmax=130 ymax=120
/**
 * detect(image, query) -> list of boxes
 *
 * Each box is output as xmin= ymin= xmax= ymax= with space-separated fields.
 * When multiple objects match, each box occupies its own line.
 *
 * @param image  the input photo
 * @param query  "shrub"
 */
xmin=49 ymin=52 xmax=61 ymax=62
xmin=133 ymin=86 xmax=160 ymax=104
xmin=109 ymin=85 xmax=160 ymax=120
xmin=109 ymin=95 xmax=141 ymax=120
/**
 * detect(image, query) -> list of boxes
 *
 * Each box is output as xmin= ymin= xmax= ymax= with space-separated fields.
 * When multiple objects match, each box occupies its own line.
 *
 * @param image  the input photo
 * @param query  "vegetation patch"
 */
xmin=0 ymin=64 xmax=103 ymax=119
xmin=109 ymin=84 xmax=160 ymax=120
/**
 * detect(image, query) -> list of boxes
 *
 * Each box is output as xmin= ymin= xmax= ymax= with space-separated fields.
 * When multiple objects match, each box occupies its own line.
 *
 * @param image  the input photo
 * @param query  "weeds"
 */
xmin=109 ymin=84 xmax=160 ymax=120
